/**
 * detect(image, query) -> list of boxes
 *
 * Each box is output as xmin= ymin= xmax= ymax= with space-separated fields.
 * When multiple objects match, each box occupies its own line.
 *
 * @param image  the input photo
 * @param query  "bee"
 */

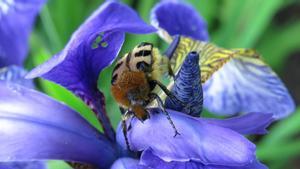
xmin=110 ymin=42 xmax=182 ymax=150
xmin=111 ymin=35 xmax=260 ymax=150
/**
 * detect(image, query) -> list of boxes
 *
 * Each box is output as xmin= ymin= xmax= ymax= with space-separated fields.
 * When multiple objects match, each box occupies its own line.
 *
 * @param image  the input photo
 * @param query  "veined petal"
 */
xmin=151 ymin=0 xmax=294 ymax=119
xmin=0 ymin=66 xmax=34 ymax=88
xmin=0 ymin=81 xmax=117 ymax=168
xmin=203 ymin=50 xmax=295 ymax=119
xmin=117 ymin=109 xmax=255 ymax=166
xmin=110 ymin=158 xmax=150 ymax=169
xmin=203 ymin=113 xmax=273 ymax=135
xmin=0 ymin=161 xmax=46 ymax=169
xmin=141 ymin=149 xmax=267 ymax=169
xmin=0 ymin=0 xmax=45 ymax=67
xmin=26 ymin=1 xmax=156 ymax=140
xmin=151 ymin=0 xmax=209 ymax=43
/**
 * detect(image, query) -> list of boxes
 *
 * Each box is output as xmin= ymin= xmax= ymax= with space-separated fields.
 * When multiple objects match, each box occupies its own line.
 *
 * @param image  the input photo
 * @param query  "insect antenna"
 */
xmin=149 ymin=93 xmax=180 ymax=137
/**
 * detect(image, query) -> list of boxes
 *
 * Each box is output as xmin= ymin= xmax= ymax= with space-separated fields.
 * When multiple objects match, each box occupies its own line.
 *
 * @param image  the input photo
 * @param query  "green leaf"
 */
xmin=212 ymin=0 xmax=285 ymax=48
xmin=258 ymin=140 xmax=300 ymax=161
xmin=258 ymin=108 xmax=300 ymax=151
xmin=40 ymin=5 xmax=63 ymax=53
xmin=187 ymin=0 xmax=219 ymax=28
xmin=98 ymin=66 xmax=122 ymax=128
xmin=48 ymin=161 xmax=72 ymax=169
xmin=256 ymin=21 xmax=300 ymax=72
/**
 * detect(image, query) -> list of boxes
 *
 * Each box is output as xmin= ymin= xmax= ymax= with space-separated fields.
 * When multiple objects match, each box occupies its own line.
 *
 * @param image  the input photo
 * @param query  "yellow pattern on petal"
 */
xmin=168 ymin=36 xmax=240 ymax=83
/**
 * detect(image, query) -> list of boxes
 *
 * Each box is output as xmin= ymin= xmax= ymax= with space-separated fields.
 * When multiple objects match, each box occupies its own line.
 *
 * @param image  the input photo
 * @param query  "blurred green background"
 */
xmin=26 ymin=0 xmax=300 ymax=168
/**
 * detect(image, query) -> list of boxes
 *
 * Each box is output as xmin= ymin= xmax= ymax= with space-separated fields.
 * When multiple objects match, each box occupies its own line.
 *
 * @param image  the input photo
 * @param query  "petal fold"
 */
xmin=0 ymin=0 xmax=45 ymax=67
xmin=110 ymin=158 xmax=150 ymax=169
xmin=141 ymin=149 xmax=267 ymax=169
xmin=204 ymin=113 xmax=273 ymax=135
xmin=0 ymin=81 xmax=117 ymax=168
xmin=151 ymin=0 xmax=209 ymax=43
xmin=141 ymin=149 xmax=205 ymax=169
xmin=0 ymin=161 xmax=46 ymax=169
xmin=117 ymin=109 xmax=255 ymax=166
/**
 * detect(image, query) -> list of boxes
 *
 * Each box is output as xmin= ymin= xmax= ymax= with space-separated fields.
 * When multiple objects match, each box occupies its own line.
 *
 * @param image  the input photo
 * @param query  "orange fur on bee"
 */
xmin=111 ymin=70 xmax=150 ymax=108
xmin=131 ymin=105 xmax=148 ymax=121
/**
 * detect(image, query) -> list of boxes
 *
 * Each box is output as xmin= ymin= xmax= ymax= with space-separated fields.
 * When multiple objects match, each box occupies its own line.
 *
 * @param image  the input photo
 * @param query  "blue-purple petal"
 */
xmin=141 ymin=149 xmax=267 ymax=169
xmin=26 ymin=1 xmax=155 ymax=87
xmin=117 ymin=109 xmax=255 ymax=166
xmin=0 ymin=66 xmax=34 ymax=88
xmin=0 ymin=161 xmax=46 ymax=169
xmin=238 ymin=160 xmax=268 ymax=169
xmin=140 ymin=149 xmax=205 ymax=169
xmin=203 ymin=56 xmax=295 ymax=119
xmin=0 ymin=0 xmax=45 ymax=67
xmin=151 ymin=0 xmax=209 ymax=42
xmin=203 ymin=113 xmax=273 ymax=135
xmin=0 ymin=81 xmax=117 ymax=168
xmin=110 ymin=158 xmax=150 ymax=169
xmin=165 ymin=51 xmax=203 ymax=117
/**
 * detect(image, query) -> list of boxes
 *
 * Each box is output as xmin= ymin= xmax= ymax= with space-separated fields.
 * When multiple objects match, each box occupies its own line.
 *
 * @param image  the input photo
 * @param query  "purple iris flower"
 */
xmin=0 ymin=0 xmax=293 ymax=169
xmin=114 ymin=52 xmax=271 ymax=169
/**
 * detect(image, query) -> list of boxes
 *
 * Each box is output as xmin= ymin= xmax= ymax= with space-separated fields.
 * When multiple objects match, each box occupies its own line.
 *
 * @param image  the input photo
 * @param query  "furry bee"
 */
xmin=110 ymin=42 xmax=181 ymax=150
xmin=111 ymin=35 xmax=252 ymax=150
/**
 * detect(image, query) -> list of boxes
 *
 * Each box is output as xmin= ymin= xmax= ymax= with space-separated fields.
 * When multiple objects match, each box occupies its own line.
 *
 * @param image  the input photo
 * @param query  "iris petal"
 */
xmin=141 ymin=148 xmax=267 ymax=169
xmin=0 ymin=0 xmax=45 ymax=67
xmin=0 ymin=81 xmax=117 ymax=168
xmin=110 ymin=158 xmax=150 ymax=169
xmin=151 ymin=0 xmax=209 ymax=43
xmin=141 ymin=149 xmax=205 ymax=169
xmin=203 ymin=52 xmax=295 ymax=119
xmin=0 ymin=66 xmax=34 ymax=88
xmin=0 ymin=161 xmax=46 ymax=169
xmin=117 ymin=109 xmax=255 ymax=166
xmin=203 ymin=113 xmax=273 ymax=135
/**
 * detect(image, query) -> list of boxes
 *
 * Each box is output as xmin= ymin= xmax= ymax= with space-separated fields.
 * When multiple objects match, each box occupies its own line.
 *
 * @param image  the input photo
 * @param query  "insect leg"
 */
xmin=150 ymin=80 xmax=185 ymax=107
xmin=149 ymin=93 xmax=180 ymax=137
xmin=168 ymin=64 xmax=176 ymax=80
xmin=121 ymin=110 xmax=132 ymax=151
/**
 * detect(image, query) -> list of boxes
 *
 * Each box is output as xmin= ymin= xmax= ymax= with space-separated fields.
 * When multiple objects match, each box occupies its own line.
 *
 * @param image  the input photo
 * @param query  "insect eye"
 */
xmin=136 ymin=61 xmax=150 ymax=71
xmin=111 ymin=74 xmax=118 ymax=84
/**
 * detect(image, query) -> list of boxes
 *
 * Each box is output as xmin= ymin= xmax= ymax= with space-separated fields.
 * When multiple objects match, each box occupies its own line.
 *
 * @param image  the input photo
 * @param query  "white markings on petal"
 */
xmin=0 ymin=0 xmax=14 ymax=17
xmin=203 ymin=58 xmax=295 ymax=119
